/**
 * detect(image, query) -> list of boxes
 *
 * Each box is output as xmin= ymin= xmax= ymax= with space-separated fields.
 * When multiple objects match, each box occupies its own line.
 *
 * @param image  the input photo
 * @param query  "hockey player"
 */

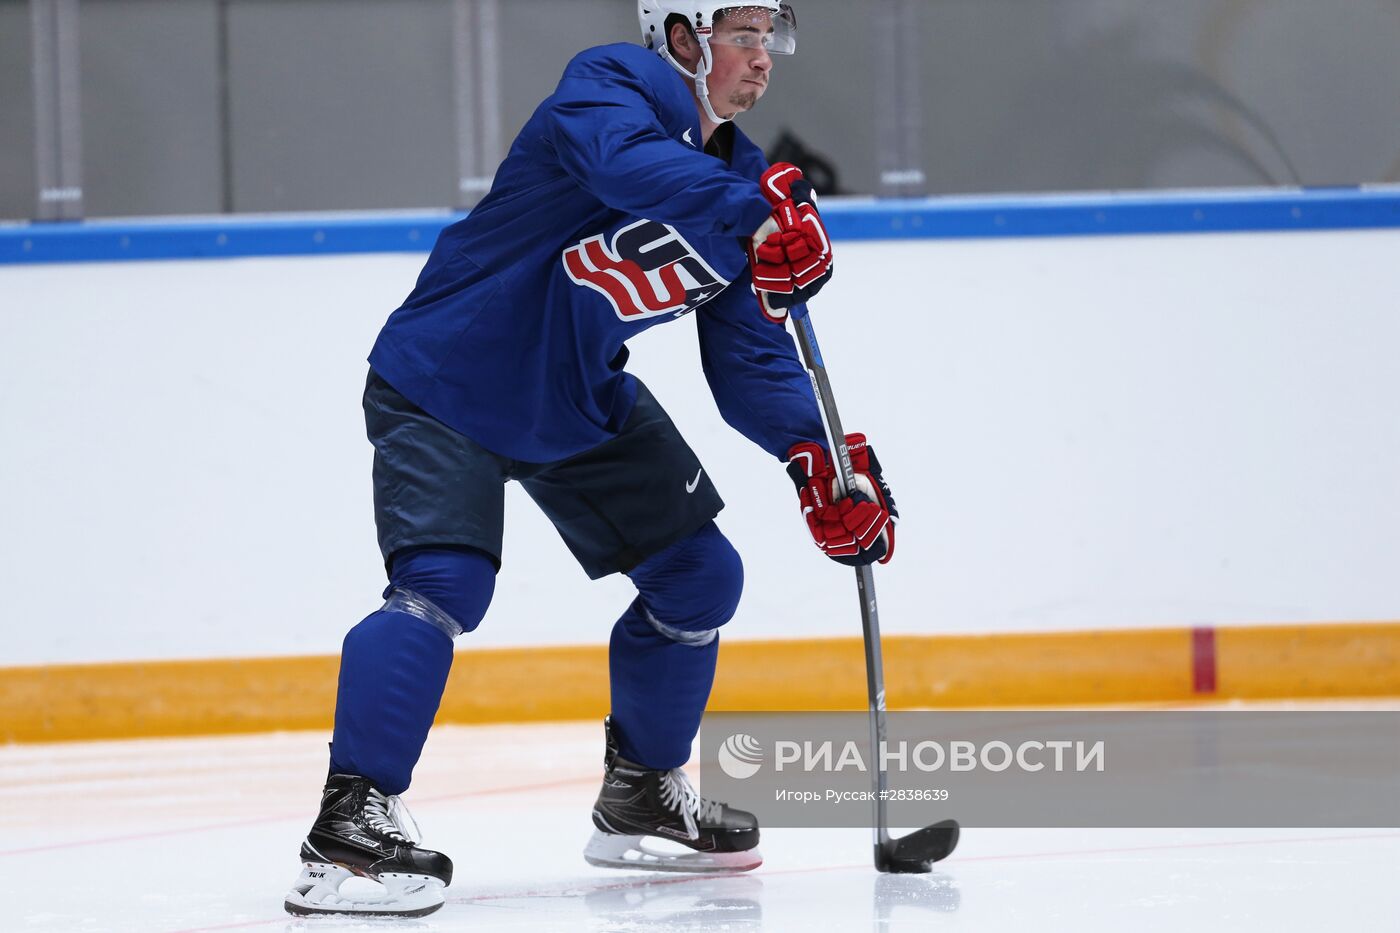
xmin=285 ymin=1 xmax=898 ymax=918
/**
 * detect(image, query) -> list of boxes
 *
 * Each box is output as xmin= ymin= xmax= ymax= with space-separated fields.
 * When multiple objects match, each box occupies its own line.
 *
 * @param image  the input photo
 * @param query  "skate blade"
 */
xmin=283 ymin=861 xmax=446 ymax=918
xmin=583 ymin=829 xmax=762 ymax=874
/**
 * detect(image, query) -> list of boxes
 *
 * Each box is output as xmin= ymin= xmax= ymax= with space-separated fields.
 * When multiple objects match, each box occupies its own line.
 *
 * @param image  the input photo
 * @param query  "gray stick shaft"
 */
xmin=789 ymin=313 xmax=891 ymax=850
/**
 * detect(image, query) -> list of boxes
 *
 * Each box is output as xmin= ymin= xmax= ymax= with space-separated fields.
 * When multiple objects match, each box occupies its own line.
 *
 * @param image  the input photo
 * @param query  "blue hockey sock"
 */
xmin=609 ymin=522 xmax=743 ymax=769
xmin=329 ymin=547 xmax=496 ymax=795
xmin=329 ymin=609 xmax=453 ymax=795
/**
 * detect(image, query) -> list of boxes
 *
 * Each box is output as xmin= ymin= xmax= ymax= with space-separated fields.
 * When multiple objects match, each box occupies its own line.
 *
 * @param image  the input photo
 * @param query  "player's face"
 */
xmin=706 ymin=10 xmax=776 ymax=115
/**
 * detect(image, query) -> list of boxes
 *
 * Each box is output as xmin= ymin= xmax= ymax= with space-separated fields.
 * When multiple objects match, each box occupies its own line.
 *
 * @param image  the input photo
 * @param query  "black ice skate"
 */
xmin=283 ymin=773 xmax=453 ymax=918
xmin=584 ymin=717 xmax=762 ymax=873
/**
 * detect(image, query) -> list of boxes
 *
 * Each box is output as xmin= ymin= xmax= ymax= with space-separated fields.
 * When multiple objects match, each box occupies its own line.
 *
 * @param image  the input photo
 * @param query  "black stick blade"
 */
xmin=876 ymin=819 xmax=960 ymax=873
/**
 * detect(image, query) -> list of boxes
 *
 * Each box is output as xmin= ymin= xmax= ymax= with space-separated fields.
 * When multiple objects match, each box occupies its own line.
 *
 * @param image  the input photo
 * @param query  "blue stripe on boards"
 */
xmin=820 ymin=187 xmax=1400 ymax=241
xmin=0 ymin=214 xmax=458 ymax=265
xmin=3 ymin=187 xmax=1399 ymax=265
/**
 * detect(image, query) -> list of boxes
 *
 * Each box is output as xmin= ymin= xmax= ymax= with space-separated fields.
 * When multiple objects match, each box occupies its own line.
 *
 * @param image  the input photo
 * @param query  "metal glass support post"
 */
xmin=29 ymin=0 xmax=84 ymax=220
xmin=452 ymin=0 xmax=503 ymax=209
xmin=216 ymin=0 xmax=234 ymax=213
xmin=873 ymin=0 xmax=926 ymax=199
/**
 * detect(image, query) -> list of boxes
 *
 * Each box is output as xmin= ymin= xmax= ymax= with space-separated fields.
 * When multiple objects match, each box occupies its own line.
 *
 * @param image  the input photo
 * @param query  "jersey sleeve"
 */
xmin=697 ymin=283 xmax=827 ymax=461
xmin=545 ymin=55 xmax=773 ymax=239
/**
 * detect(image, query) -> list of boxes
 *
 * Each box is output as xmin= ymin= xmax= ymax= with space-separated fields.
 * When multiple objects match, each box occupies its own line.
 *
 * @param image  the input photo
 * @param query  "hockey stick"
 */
xmin=787 ymin=307 xmax=960 ymax=873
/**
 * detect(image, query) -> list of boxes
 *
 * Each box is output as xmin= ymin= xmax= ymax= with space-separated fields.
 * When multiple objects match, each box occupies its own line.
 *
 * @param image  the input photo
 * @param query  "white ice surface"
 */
xmin=5 ymin=718 xmax=1398 ymax=932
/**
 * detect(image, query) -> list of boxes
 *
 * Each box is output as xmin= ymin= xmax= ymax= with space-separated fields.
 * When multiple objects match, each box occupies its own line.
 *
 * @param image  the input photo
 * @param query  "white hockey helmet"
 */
xmin=637 ymin=2 xmax=798 ymax=125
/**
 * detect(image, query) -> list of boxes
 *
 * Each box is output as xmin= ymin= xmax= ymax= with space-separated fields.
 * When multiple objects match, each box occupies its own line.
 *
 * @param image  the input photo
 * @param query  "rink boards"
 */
xmin=3 ymin=622 xmax=1400 ymax=742
xmin=2 ymin=191 xmax=1399 ymax=742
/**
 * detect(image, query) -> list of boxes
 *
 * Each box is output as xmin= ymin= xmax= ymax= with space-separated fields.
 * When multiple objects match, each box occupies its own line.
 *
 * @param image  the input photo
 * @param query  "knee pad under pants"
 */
xmin=628 ymin=521 xmax=744 ymax=640
xmin=385 ymin=545 xmax=498 ymax=635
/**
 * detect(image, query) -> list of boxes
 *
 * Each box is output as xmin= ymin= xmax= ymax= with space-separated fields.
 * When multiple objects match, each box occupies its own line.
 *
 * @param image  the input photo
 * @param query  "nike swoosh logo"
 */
xmin=686 ymin=469 xmax=703 ymax=494
xmin=683 ymin=128 xmax=695 ymax=147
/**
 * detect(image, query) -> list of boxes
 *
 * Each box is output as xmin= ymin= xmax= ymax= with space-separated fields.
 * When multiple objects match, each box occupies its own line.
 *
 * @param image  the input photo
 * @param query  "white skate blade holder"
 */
xmin=284 ymin=861 xmax=447 ymax=918
xmin=584 ymin=830 xmax=762 ymax=874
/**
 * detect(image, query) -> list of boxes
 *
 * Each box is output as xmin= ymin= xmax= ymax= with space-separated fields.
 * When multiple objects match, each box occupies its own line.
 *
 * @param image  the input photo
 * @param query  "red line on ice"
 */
xmin=0 ymin=774 xmax=596 ymax=858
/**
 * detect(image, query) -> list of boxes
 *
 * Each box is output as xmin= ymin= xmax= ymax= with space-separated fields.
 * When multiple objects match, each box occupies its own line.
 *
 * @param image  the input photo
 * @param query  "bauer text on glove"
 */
xmin=786 ymin=433 xmax=897 ymax=567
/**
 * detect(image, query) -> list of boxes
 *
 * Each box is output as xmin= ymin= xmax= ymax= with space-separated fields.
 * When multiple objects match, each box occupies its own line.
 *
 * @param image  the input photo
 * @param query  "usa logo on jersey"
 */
xmin=564 ymin=220 xmax=729 ymax=321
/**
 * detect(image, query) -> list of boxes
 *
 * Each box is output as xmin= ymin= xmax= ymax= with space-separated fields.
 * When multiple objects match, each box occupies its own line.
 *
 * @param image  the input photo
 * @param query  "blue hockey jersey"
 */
xmin=368 ymin=42 xmax=826 ymax=464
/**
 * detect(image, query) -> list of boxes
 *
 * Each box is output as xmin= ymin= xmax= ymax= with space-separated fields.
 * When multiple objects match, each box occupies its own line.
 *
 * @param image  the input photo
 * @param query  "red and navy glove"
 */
xmin=786 ymin=433 xmax=897 ymax=566
xmin=747 ymin=162 xmax=834 ymax=324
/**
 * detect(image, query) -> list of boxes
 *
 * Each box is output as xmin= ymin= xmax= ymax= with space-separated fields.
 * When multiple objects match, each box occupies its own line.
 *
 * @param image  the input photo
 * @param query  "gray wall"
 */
xmin=0 ymin=0 xmax=36 ymax=220
xmin=497 ymin=0 xmax=637 ymax=137
xmin=919 ymin=0 xmax=1400 ymax=193
xmin=3 ymin=0 xmax=1400 ymax=220
xmin=80 ymin=0 xmax=223 ymax=216
xmin=226 ymin=0 xmax=458 ymax=212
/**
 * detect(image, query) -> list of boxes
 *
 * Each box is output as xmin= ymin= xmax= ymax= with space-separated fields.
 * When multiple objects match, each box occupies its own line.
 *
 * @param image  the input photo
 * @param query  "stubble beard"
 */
xmin=728 ymin=89 xmax=760 ymax=112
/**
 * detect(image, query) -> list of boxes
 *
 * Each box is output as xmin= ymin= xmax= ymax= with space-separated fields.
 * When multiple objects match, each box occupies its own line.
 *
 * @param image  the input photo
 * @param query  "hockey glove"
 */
xmin=786 ymin=433 xmax=897 ymax=567
xmin=748 ymin=162 xmax=834 ymax=325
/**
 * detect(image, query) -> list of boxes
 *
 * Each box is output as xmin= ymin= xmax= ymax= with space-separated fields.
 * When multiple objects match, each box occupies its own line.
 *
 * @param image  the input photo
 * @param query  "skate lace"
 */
xmin=362 ymin=787 xmax=422 ymax=845
xmin=658 ymin=769 xmax=723 ymax=840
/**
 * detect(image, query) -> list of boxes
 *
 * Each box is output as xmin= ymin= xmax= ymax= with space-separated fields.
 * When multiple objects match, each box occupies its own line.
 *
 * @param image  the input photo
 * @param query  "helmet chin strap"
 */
xmin=659 ymin=43 xmax=736 ymax=126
